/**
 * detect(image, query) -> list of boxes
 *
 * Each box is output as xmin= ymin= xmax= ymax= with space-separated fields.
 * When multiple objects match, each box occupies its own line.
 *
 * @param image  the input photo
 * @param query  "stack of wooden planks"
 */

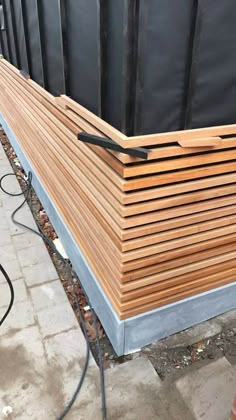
xmin=0 ymin=58 xmax=236 ymax=320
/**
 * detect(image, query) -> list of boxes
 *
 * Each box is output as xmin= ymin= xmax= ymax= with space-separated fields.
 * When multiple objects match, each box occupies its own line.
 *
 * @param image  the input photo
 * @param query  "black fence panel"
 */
xmin=134 ymin=0 xmax=196 ymax=135
xmin=186 ymin=0 xmax=236 ymax=129
xmin=2 ymin=0 xmax=18 ymax=66
xmin=12 ymin=0 xmax=28 ymax=72
xmin=103 ymin=0 xmax=132 ymax=133
xmin=23 ymin=0 xmax=44 ymax=86
xmin=0 ymin=2 xmax=10 ymax=61
xmin=1 ymin=1 xmax=236 ymax=136
xmin=66 ymin=0 xmax=102 ymax=115
xmin=39 ymin=0 xmax=65 ymax=96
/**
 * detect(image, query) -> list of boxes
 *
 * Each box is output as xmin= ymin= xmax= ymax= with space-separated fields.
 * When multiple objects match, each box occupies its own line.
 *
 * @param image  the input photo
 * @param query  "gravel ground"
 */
xmin=142 ymin=325 xmax=236 ymax=379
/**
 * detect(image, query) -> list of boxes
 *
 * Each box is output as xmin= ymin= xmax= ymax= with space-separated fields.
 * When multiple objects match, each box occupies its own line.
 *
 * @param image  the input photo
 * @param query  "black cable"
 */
xmin=0 ymin=264 xmax=14 ymax=326
xmin=91 ymin=308 xmax=107 ymax=419
xmin=0 ymin=170 xmax=107 ymax=420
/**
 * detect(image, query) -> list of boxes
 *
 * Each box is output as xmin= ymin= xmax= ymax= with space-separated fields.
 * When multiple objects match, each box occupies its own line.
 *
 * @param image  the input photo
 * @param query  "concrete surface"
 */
xmin=176 ymin=358 xmax=236 ymax=420
xmin=0 ymin=140 xmax=236 ymax=420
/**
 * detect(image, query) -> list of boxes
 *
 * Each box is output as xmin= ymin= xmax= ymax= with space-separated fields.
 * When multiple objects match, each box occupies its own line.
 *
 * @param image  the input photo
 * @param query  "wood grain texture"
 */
xmin=0 ymin=58 xmax=236 ymax=320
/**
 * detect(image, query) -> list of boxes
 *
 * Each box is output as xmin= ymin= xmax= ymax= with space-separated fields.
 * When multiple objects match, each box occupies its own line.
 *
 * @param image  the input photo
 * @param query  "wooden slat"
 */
xmin=120 ymin=271 xmax=236 ymax=318
xmin=123 ymin=162 xmax=236 ymax=192
xmin=121 ymin=250 xmax=236 ymax=296
xmin=1 ymin=58 xmax=236 ymax=321
xmin=121 ymin=241 xmax=236 ymax=284
xmin=122 ymin=233 xmax=236 ymax=272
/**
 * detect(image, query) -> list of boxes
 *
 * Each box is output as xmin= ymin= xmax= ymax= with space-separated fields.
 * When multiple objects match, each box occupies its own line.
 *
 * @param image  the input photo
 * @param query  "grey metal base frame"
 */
xmin=1 ymin=112 xmax=236 ymax=356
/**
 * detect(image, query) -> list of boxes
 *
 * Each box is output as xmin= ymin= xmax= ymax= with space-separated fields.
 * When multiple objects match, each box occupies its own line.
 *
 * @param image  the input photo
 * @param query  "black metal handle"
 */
xmin=77 ymin=132 xmax=149 ymax=160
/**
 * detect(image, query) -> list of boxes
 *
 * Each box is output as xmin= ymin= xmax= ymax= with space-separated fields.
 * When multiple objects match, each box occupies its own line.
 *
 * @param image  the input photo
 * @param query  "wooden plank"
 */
xmin=122 ymin=203 xmax=236 ymax=240
xmin=1 ymin=62 xmax=236 ymax=189
xmin=122 ymin=233 xmax=236 ymax=272
xmin=119 ymin=269 xmax=236 ymax=318
xmin=121 ymin=241 xmax=236 ymax=284
xmin=123 ymin=150 xmax=236 ymax=178
xmin=123 ymin=162 xmax=236 ymax=192
xmin=4 ymin=61 xmax=236 ymax=234
xmin=1 ymin=59 xmax=236 ymax=321
xmin=56 ymin=94 xmax=128 ymax=146
xmin=121 ymin=257 xmax=236 ymax=302
xmin=122 ymin=195 xmax=236 ymax=229
xmin=120 ymin=275 xmax=236 ymax=318
xmin=123 ymin=214 xmax=236 ymax=252
xmin=122 ymin=184 xmax=236 ymax=217
xmin=123 ymin=126 xmax=236 ymax=148
xmin=121 ymin=225 xmax=236 ymax=263
xmin=123 ymin=174 xmax=236 ymax=204
xmin=177 ymin=137 xmax=222 ymax=147
xmin=0 ymin=90 xmax=123 ymax=296
xmin=121 ymin=251 xmax=236 ymax=298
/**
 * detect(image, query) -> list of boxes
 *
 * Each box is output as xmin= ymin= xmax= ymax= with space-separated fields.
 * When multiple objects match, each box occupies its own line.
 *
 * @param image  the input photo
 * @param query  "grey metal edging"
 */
xmin=1 ymin=112 xmax=236 ymax=357
xmin=123 ymin=282 xmax=236 ymax=354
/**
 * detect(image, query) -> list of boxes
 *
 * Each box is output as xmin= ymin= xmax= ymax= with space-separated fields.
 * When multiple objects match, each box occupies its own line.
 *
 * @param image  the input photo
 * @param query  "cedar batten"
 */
xmin=0 ymin=58 xmax=236 ymax=320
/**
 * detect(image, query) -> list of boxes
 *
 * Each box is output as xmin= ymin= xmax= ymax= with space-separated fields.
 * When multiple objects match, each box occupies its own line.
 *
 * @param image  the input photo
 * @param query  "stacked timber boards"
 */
xmin=0 ymin=58 xmax=236 ymax=320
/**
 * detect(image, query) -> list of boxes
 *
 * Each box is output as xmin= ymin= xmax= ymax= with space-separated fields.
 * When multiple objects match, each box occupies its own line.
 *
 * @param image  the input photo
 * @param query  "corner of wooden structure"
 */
xmin=54 ymin=96 xmax=68 ymax=110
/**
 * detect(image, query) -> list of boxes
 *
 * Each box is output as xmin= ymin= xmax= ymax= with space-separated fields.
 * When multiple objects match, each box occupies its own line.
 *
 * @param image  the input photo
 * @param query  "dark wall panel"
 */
xmin=187 ymin=0 xmax=236 ymax=129
xmin=2 ymin=0 xmax=236 ymax=136
xmin=104 ymin=0 xmax=128 ymax=131
xmin=66 ymin=0 xmax=101 ymax=114
xmin=23 ymin=0 xmax=44 ymax=86
xmin=2 ymin=0 xmax=18 ymax=66
xmin=105 ymin=0 xmax=141 ymax=135
xmin=134 ymin=0 xmax=195 ymax=135
xmin=0 ymin=3 xmax=10 ymax=61
xmin=40 ymin=0 xmax=65 ymax=96
xmin=12 ymin=0 xmax=28 ymax=72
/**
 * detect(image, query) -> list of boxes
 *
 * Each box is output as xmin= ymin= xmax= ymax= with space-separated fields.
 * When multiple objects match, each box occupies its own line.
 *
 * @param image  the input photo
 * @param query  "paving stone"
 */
xmin=0 ymin=172 xmax=21 ymax=194
xmin=44 ymin=328 xmax=96 ymax=369
xmin=17 ymin=244 xmax=51 ymax=268
xmin=71 ymin=357 xmax=165 ymax=420
xmin=2 ymin=194 xmax=27 ymax=211
xmin=0 ymin=147 xmax=9 ymax=160
xmin=176 ymin=357 xmax=236 ymax=420
xmin=37 ymin=303 xmax=78 ymax=338
xmin=162 ymin=320 xmax=222 ymax=348
xmin=5 ymin=207 xmax=38 ymax=236
xmin=22 ymin=261 xmax=58 ymax=287
xmin=0 ymin=325 xmax=45 ymax=362
xmin=0 ymin=258 xmax=23 ymax=282
xmin=104 ymin=357 xmax=163 ymax=420
xmin=0 ymin=244 xmax=18 ymax=262
xmin=0 ymin=207 xmax=8 ymax=230
xmin=0 ymin=161 xmax=11 ymax=173
xmin=0 ymin=162 xmax=13 ymax=174
xmin=12 ymin=231 xmax=43 ymax=251
xmin=0 ymin=278 xmax=27 ymax=308
xmin=0 ymin=229 xmax=12 ymax=246
xmin=0 ymin=326 xmax=58 ymax=420
xmin=0 ymin=300 xmax=35 ymax=336
xmin=0 ymin=146 xmax=9 ymax=162
xmin=30 ymin=280 xmax=67 ymax=312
